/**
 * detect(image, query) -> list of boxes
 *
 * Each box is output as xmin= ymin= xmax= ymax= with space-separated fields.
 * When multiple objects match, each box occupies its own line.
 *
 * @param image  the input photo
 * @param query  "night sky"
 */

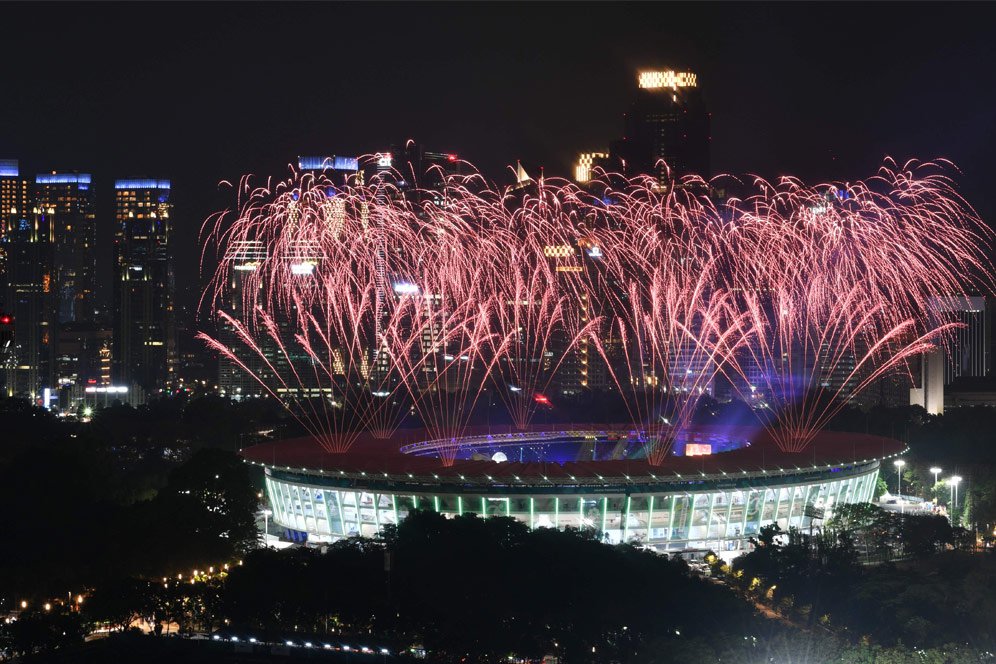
xmin=1 ymin=2 xmax=994 ymax=313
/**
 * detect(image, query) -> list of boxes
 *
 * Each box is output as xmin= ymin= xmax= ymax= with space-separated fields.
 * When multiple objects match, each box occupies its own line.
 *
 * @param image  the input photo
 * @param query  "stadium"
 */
xmin=242 ymin=425 xmax=904 ymax=552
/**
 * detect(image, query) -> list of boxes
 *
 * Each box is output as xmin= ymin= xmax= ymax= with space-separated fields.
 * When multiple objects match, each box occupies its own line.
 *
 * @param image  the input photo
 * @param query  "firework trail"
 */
xmin=714 ymin=159 xmax=992 ymax=451
xmin=382 ymin=234 xmax=505 ymax=466
xmin=199 ymin=157 xmax=991 ymax=460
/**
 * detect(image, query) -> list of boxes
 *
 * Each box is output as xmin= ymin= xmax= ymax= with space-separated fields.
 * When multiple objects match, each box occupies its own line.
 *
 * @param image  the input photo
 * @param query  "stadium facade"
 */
xmin=242 ymin=426 xmax=902 ymax=552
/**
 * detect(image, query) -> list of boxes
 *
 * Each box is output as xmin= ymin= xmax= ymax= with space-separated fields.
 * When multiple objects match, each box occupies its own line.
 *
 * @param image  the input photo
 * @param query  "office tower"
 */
xmin=374 ymin=142 xmax=463 ymax=204
xmin=0 ymin=160 xmax=30 ymax=226
xmin=910 ymin=348 xmax=945 ymax=415
xmin=0 ymin=311 xmax=12 ymax=378
xmin=217 ymin=240 xmax=269 ymax=399
xmin=34 ymin=172 xmax=97 ymax=324
xmin=930 ymin=296 xmax=990 ymax=384
xmin=2 ymin=206 xmax=56 ymax=400
xmin=55 ymin=324 xmax=112 ymax=392
xmin=608 ymin=69 xmax=710 ymax=187
xmin=1 ymin=160 xmax=30 ymax=280
xmin=541 ymin=236 xmax=613 ymax=397
xmin=113 ymin=179 xmax=175 ymax=395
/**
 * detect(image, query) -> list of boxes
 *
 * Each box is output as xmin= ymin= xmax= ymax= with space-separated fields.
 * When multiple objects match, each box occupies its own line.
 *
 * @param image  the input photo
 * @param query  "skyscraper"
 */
xmin=910 ymin=348 xmax=945 ymax=415
xmin=0 ymin=160 xmax=29 ymax=225
xmin=0 ymin=160 xmax=30 ymax=282
xmin=611 ymin=69 xmax=710 ymax=185
xmin=0 ymin=311 xmax=12 ymax=381
xmin=931 ymin=296 xmax=991 ymax=384
xmin=374 ymin=142 xmax=463 ymax=204
xmin=2 ymin=206 xmax=56 ymax=399
xmin=113 ymin=179 xmax=175 ymax=395
xmin=34 ymin=172 xmax=97 ymax=323
xmin=217 ymin=240 xmax=268 ymax=399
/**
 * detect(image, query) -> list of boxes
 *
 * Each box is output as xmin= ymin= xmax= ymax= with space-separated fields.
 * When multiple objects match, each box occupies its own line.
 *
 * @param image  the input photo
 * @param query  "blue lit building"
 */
xmin=297 ymin=155 xmax=360 ymax=176
xmin=34 ymin=172 xmax=97 ymax=325
xmin=113 ymin=179 xmax=175 ymax=395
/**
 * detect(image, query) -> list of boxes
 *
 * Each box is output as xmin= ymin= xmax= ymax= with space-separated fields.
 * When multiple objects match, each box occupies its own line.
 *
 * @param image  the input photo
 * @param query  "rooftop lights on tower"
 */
xmin=637 ymin=70 xmax=698 ymax=90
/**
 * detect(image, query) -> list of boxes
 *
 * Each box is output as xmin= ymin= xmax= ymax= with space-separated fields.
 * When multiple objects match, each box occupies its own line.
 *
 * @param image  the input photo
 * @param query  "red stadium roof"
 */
xmin=241 ymin=424 xmax=905 ymax=484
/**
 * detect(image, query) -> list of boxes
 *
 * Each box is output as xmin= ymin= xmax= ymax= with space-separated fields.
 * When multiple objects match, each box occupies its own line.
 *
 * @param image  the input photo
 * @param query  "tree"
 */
xmin=84 ymin=577 xmax=150 ymax=632
xmin=164 ymin=448 xmax=260 ymax=554
xmin=900 ymin=514 xmax=952 ymax=558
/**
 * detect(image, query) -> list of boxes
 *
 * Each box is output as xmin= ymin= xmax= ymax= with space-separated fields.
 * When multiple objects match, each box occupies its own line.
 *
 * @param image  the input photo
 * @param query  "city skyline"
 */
xmin=0 ymin=3 xmax=994 ymax=314
xmin=3 ymin=56 xmax=993 ymax=407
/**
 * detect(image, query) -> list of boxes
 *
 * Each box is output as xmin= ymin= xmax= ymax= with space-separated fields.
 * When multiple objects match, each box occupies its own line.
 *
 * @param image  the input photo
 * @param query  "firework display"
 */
xmin=200 ymin=159 xmax=990 ymax=463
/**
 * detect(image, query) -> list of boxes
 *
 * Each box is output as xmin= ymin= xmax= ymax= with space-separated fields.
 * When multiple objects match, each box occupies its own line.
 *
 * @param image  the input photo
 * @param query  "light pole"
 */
xmin=950 ymin=476 xmax=962 ymax=520
xmin=260 ymin=509 xmax=273 ymax=547
xmin=930 ymin=467 xmax=942 ymax=487
xmin=893 ymin=459 xmax=906 ymax=512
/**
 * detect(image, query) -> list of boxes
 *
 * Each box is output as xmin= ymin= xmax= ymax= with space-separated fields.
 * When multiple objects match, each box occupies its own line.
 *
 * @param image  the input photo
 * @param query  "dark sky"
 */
xmin=2 ymin=2 xmax=994 ymax=312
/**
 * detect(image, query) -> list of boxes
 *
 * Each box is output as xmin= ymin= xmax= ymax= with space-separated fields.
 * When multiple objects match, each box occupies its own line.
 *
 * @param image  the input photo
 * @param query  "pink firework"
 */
xmin=715 ymin=159 xmax=992 ymax=452
xmin=199 ymin=171 xmax=414 ymax=453
xmin=382 ymin=234 xmax=503 ymax=466
xmin=198 ymin=157 xmax=991 ymax=462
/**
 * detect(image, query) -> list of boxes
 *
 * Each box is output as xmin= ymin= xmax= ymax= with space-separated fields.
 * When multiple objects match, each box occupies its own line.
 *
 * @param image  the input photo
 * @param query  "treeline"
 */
xmin=710 ymin=505 xmax=996 ymax=651
xmin=78 ymin=511 xmax=757 ymax=662
xmin=0 ymin=443 xmax=259 ymax=599
xmin=13 ymin=509 xmax=996 ymax=663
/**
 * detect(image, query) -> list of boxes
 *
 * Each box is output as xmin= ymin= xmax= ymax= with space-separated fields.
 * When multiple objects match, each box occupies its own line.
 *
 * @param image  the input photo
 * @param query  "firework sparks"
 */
xmin=199 ymin=158 xmax=991 ymax=460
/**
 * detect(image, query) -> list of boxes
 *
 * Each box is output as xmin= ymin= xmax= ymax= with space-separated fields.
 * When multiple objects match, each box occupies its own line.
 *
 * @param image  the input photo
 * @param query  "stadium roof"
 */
xmin=241 ymin=424 xmax=905 ymax=485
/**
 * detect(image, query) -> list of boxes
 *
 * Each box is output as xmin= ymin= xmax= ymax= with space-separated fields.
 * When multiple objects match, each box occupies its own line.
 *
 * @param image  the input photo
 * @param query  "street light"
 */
xmin=893 ymin=459 xmax=906 ymax=512
xmin=260 ymin=509 xmax=273 ymax=547
xmin=950 ymin=476 xmax=962 ymax=514
xmin=930 ymin=467 xmax=942 ymax=487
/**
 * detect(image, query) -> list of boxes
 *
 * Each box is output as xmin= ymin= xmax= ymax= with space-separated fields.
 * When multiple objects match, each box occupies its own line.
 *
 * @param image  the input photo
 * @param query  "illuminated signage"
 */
xmin=0 ymin=159 xmax=18 ymax=177
xmin=685 ymin=443 xmax=712 ymax=456
xmin=638 ymin=70 xmax=697 ymax=89
xmin=392 ymin=282 xmax=420 ymax=295
xmin=377 ymin=153 xmax=393 ymax=168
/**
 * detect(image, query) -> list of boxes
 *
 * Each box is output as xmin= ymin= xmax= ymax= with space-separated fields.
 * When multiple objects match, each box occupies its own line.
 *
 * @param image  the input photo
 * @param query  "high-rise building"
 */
xmin=0 ymin=311 xmax=12 ymax=381
xmin=374 ymin=142 xmax=463 ymax=204
xmin=930 ymin=296 xmax=990 ymax=384
xmin=55 ymin=323 xmax=112 ymax=392
xmin=217 ymin=240 xmax=269 ymax=399
xmin=0 ymin=160 xmax=30 ymax=282
xmin=0 ymin=160 xmax=29 ymax=226
xmin=34 ymin=172 xmax=97 ymax=324
xmin=910 ymin=348 xmax=945 ymax=415
xmin=113 ymin=179 xmax=175 ymax=395
xmin=1 ymin=206 xmax=56 ymax=399
xmin=573 ymin=70 xmax=710 ymax=189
